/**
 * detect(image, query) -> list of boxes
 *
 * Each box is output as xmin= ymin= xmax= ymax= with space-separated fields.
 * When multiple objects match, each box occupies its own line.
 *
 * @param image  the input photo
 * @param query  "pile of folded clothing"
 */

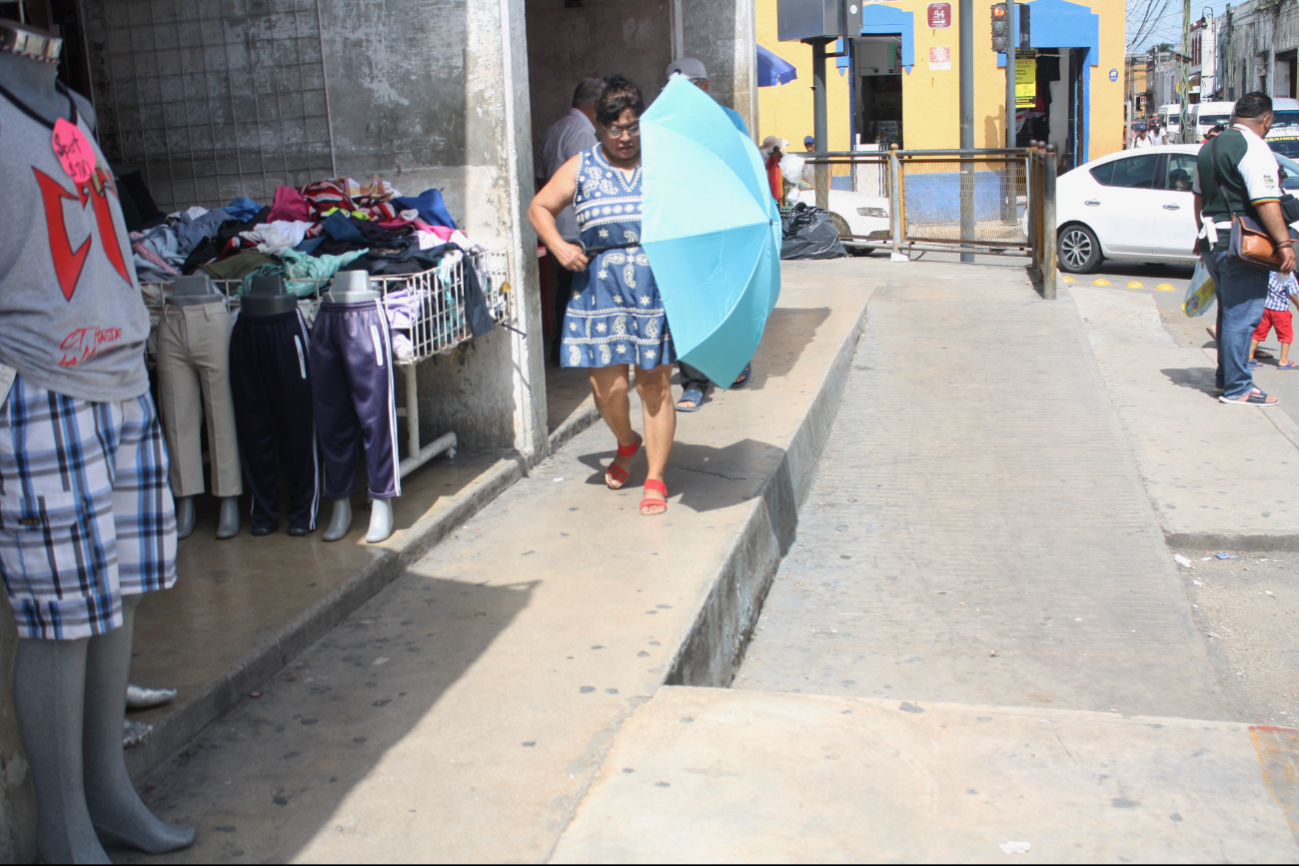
xmin=128 ymin=175 xmax=482 ymax=292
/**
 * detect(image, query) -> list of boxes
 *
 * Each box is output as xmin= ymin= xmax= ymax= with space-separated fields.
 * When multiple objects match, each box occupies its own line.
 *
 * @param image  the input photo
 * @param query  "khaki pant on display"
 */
xmin=156 ymin=302 xmax=242 ymax=499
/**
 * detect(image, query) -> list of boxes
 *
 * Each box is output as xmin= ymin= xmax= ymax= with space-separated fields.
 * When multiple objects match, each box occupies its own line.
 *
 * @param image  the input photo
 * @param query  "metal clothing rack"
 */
xmin=143 ymin=247 xmax=513 ymax=480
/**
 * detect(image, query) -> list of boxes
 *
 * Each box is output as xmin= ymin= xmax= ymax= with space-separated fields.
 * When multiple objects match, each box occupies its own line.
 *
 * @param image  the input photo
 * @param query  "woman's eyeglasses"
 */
xmin=604 ymin=123 xmax=641 ymax=139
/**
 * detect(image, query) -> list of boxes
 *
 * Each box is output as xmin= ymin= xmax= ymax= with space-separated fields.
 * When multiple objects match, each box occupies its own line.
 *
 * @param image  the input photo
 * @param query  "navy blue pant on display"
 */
xmin=229 ymin=310 xmax=320 ymax=533
xmin=309 ymin=300 xmax=401 ymax=501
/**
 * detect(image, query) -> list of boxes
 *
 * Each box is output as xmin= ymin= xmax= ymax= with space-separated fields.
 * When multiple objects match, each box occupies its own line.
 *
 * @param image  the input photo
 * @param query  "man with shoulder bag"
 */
xmin=1193 ymin=92 xmax=1298 ymax=406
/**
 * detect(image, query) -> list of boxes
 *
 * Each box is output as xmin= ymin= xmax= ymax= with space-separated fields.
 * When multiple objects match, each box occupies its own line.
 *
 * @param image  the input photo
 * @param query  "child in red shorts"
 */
xmin=1250 ymin=271 xmax=1299 ymax=369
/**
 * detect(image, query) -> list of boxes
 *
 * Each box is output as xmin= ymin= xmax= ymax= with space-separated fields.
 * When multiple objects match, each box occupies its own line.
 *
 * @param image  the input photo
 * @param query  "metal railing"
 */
xmin=791 ymin=142 xmax=1058 ymax=299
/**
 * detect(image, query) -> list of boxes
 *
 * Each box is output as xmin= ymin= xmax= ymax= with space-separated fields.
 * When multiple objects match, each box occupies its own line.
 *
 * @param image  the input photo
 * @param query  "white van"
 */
xmin=1157 ymin=104 xmax=1183 ymax=138
xmin=1268 ymin=97 xmax=1299 ymax=139
xmin=1193 ymin=100 xmax=1234 ymax=141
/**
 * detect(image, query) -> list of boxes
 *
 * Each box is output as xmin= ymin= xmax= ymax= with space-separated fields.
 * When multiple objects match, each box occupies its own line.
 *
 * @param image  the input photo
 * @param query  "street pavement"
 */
xmin=123 ymin=256 xmax=1299 ymax=863
xmin=735 ymin=264 xmax=1219 ymax=717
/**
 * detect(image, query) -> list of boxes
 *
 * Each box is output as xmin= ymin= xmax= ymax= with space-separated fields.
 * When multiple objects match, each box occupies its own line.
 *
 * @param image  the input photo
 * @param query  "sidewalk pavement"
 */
xmin=126 ymin=365 xmax=596 ymax=781
xmin=125 ymin=258 xmax=1299 ymax=863
xmin=736 ymin=269 xmax=1220 ymax=719
xmin=126 ymin=262 xmax=871 ymax=862
xmin=1075 ymin=286 xmax=1299 ymax=550
xmin=553 ymin=687 xmax=1299 ymax=863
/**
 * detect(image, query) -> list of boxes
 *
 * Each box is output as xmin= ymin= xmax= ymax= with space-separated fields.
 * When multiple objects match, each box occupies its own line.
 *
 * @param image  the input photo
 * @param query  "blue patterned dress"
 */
xmin=561 ymin=145 xmax=676 ymax=370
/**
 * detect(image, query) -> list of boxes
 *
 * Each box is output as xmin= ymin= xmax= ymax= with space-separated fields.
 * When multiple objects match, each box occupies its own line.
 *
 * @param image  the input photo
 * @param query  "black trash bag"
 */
xmin=780 ymin=202 xmax=847 ymax=260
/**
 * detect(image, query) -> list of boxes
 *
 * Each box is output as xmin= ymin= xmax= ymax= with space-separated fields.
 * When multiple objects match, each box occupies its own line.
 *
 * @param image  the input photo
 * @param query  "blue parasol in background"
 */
xmin=640 ymin=76 xmax=782 ymax=389
xmin=757 ymin=45 xmax=798 ymax=87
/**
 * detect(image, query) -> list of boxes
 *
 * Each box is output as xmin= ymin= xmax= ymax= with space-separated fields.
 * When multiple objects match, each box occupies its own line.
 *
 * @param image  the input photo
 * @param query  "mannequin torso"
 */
xmin=241 ymin=275 xmax=297 ymax=317
xmin=325 ymin=269 xmax=380 ymax=303
xmin=165 ymin=273 xmax=223 ymax=306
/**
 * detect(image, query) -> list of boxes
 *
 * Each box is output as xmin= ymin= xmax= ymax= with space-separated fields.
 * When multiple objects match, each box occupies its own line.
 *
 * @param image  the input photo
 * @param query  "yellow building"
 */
xmin=756 ymin=0 xmax=1126 ymax=168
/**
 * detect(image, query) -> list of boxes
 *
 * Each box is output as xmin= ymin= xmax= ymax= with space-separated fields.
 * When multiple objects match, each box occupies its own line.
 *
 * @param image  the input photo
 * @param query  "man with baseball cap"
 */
xmin=666 ymin=56 xmax=750 ymax=136
xmin=804 ymin=135 xmax=816 ymax=151
xmin=665 ymin=56 xmax=755 ymax=410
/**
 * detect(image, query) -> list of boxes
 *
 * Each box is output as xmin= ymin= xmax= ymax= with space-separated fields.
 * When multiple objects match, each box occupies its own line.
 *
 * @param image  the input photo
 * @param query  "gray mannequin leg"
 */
xmin=215 ymin=496 xmax=240 ymax=539
xmin=13 ymin=636 xmax=110 ymax=864
xmin=366 ymin=498 xmax=394 ymax=544
xmin=83 ymin=596 xmax=195 ymax=854
xmin=323 ymin=498 xmax=352 ymax=542
xmin=174 ymin=496 xmax=195 ymax=540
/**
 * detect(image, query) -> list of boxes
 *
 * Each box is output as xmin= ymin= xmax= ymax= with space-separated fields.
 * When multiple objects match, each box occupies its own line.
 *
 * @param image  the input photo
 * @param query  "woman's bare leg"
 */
xmin=589 ymin=365 xmax=640 ymax=485
xmin=636 ymin=364 xmax=676 ymax=514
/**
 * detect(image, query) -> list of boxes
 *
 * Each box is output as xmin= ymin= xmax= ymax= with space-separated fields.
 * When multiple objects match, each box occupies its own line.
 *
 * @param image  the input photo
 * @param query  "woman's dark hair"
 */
xmin=596 ymin=75 xmax=645 ymax=126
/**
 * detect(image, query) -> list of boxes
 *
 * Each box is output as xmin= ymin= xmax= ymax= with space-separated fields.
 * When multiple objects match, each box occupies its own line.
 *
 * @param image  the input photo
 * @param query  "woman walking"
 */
xmin=528 ymin=76 xmax=675 ymax=515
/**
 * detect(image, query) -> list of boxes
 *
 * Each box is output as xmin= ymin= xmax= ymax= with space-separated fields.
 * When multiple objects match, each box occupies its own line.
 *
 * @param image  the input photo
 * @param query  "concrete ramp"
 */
xmin=552 ymin=686 xmax=1299 ymax=864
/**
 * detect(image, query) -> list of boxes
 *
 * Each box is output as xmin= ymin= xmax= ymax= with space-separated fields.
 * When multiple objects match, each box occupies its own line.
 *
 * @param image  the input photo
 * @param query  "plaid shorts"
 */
xmin=0 ymin=376 xmax=176 ymax=640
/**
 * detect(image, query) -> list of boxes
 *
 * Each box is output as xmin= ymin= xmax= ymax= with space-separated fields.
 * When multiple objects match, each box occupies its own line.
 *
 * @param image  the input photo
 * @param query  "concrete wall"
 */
xmin=525 ymin=0 xmax=673 ymax=165
xmin=681 ymin=0 xmax=759 ymax=133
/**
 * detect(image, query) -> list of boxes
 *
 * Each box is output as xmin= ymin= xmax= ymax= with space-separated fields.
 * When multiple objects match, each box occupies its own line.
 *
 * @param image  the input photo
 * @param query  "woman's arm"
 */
xmin=528 ymin=155 xmax=589 ymax=272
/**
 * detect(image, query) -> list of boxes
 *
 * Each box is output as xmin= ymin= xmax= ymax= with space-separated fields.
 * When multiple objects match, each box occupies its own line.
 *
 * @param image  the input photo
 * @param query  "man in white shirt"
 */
xmin=539 ymin=78 xmax=603 ymax=364
xmin=1148 ymin=121 xmax=1167 ymax=145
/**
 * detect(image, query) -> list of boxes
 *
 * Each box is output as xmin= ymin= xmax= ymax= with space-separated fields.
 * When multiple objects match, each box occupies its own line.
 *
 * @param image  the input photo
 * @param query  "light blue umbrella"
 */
xmin=640 ymin=75 xmax=782 ymax=388
xmin=757 ymin=45 xmax=798 ymax=87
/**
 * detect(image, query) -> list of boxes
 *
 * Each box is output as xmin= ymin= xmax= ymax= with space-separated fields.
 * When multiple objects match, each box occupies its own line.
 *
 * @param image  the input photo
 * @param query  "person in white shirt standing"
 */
xmin=1148 ymin=121 xmax=1167 ymax=145
xmin=539 ymin=78 xmax=604 ymax=365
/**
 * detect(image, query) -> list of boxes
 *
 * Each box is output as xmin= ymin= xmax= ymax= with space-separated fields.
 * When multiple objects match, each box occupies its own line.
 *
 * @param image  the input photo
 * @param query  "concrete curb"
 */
xmin=667 ymin=306 xmax=868 ymax=688
xmin=127 ymin=453 xmax=526 ymax=781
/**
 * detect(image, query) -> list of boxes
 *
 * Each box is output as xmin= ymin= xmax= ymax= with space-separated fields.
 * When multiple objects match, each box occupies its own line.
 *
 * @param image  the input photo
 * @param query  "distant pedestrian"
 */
xmin=539 ymin=78 xmax=604 ymax=365
xmin=665 ymin=57 xmax=754 ymax=411
xmin=1192 ymin=91 xmax=1295 ymax=406
xmin=760 ymin=136 xmax=788 ymax=203
xmin=1149 ymin=121 xmax=1167 ymax=145
xmin=1249 ymin=271 xmax=1299 ymax=369
xmin=1204 ymin=123 xmax=1226 ymax=141
xmin=1133 ymin=126 xmax=1151 ymax=148
xmin=528 ymin=76 xmax=676 ymax=515
xmin=804 ymin=135 xmax=816 ymax=152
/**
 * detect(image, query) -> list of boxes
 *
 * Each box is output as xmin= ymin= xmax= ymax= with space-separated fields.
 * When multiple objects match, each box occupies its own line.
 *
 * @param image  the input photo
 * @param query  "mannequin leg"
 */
xmin=13 ymin=637 xmax=110 ymax=864
xmin=366 ymin=498 xmax=394 ymax=544
xmin=174 ymin=496 xmax=195 ymax=540
xmin=83 ymin=596 xmax=195 ymax=854
xmin=323 ymin=498 xmax=352 ymax=542
xmin=215 ymin=496 xmax=240 ymax=540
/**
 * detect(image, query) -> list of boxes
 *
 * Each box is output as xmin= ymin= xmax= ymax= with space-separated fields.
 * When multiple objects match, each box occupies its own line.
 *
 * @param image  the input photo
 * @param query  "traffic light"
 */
xmin=991 ymin=2 xmax=1008 ymax=53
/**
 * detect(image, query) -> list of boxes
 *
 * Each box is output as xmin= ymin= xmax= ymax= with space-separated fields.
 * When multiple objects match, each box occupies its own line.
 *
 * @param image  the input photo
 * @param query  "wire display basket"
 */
xmin=143 ymin=248 xmax=513 ymax=365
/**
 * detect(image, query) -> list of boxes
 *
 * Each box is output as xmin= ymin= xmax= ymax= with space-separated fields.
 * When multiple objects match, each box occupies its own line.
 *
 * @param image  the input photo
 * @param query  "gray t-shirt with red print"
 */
xmin=0 ymin=82 xmax=149 ymax=403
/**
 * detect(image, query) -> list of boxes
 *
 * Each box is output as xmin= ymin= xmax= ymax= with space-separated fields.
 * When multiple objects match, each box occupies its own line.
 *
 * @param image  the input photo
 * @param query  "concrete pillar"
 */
xmin=682 ymin=0 xmax=759 ymax=136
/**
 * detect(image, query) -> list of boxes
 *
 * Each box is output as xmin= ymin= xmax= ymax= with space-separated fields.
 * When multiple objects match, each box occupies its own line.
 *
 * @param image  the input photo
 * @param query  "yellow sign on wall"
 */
xmin=1015 ymin=54 xmax=1036 ymax=108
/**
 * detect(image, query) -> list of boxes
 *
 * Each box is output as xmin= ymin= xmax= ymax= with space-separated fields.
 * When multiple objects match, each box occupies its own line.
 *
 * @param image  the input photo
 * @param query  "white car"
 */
xmin=786 ymin=187 xmax=891 ymax=241
xmin=1055 ymin=144 xmax=1201 ymax=273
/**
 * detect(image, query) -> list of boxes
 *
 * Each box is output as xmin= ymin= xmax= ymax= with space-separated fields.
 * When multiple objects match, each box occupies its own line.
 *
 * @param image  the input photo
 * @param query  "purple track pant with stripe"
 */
xmin=309 ymin=300 xmax=401 ymax=500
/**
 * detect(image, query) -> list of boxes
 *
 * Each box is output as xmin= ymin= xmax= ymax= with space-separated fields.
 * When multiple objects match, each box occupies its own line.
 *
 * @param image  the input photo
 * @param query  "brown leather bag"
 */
xmin=1229 ymin=214 xmax=1299 ymax=270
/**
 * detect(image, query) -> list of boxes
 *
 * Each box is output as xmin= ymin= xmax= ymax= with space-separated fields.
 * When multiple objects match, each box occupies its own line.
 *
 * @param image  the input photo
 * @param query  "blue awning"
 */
xmin=758 ymin=45 xmax=797 ymax=87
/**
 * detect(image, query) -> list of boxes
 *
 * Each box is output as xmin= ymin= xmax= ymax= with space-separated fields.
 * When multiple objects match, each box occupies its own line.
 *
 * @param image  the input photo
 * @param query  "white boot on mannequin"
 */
xmin=321 ymin=498 xmax=394 ymax=543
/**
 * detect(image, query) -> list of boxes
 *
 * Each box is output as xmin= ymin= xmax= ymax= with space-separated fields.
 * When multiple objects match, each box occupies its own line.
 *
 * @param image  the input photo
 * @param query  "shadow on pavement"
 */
xmin=133 ymin=576 xmax=537 ymax=863
xmin=1161 ymin=367 xmax=1218 ymax=395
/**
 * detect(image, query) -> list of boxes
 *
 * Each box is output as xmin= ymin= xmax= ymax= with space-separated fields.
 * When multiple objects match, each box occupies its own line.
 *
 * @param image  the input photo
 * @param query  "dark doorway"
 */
xmin=851 ymin=36 xmax=903 ymax=149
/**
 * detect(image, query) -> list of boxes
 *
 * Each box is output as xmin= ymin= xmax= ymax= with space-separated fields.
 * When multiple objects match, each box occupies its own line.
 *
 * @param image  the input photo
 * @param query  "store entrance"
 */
xmin=852 ymin=36 xmax=903 ymax=150
xmin=1016 ymin=47 xmax=1086 ymax=171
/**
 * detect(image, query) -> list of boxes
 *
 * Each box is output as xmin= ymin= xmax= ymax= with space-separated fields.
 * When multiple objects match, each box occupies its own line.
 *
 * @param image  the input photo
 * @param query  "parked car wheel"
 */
xmin=1058 ymin=223 xmax=1102 ymax=273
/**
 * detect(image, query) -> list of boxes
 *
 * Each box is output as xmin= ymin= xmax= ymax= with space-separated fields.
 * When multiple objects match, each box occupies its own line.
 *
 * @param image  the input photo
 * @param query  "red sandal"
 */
xmin=640 ymin=479 xmax=667 ymax=515
xmin=605 ymin=437 xmax=642 ymax=489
